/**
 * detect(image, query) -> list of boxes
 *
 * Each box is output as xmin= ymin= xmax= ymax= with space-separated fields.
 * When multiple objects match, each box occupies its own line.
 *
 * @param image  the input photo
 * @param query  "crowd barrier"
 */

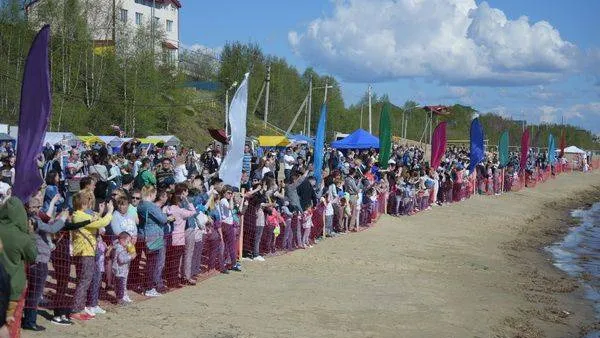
xmin=23 ymin=160 xmax=599 ymax=314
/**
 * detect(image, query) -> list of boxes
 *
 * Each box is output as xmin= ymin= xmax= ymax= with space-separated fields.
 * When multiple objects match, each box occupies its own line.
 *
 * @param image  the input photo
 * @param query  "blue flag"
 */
xmin=548 ymin=133 xmax=556 ymax=165
xmin=14 ymin=25 xmax=52 ymax=202
xmin=313 ymin=104 xmax=327 ymax=184
xmin=468 ymin=117 xmax=485 ymax=173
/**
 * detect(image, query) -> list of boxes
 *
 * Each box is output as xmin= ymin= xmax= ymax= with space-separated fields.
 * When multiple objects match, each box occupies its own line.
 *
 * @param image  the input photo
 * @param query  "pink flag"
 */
xmin=519 ymin=128 xmax=530 ymax=173
xmin=430 ymin=122 xmax=447 ymax=170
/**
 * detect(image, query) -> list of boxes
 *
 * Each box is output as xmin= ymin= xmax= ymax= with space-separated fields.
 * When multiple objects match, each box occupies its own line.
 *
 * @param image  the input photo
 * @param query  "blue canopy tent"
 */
xmin=331 ymin=129 xmax=379 ymax=149
xmin=287 ymin=133 xmax=314 ymax=145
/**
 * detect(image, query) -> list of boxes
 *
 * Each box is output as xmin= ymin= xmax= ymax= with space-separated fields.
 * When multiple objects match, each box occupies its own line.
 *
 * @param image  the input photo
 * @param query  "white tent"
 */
xmin=111 ymin=137 xmax=132 ymax=148
xmin=44 ymin=132 xmax=78 ymax=147
xmin=563 ymin=145 xmax=586 ymax=154
xmin=98 ymin=136 xmax=118 ymax=145
xmin=146 ymin=135 xmax=181 ymax=147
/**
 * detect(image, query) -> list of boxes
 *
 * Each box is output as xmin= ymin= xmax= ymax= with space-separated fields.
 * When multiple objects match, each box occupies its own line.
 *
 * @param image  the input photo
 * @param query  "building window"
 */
xmin=135 ymin=12 xmax=143 ymax=25
xmin=119 ymin=9 xmax=128 ymax=23
xmin=154 ymin=17 xmax=160 ymax=27
xmin=134 ymin=0 xmax=154 ymax=6
xmin=166 ymin=20 xmax=173 ymax=32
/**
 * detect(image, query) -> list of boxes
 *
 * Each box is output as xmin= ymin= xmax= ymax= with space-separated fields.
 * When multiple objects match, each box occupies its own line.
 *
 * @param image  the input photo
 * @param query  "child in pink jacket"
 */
xmin=164 ymin=192 xmax=196 ymax=286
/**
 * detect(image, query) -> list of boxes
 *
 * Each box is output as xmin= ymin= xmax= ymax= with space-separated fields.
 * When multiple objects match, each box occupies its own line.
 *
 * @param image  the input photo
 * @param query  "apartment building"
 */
xmin=119 ymin=0 xmax=181 ymax=61
xmin=26 ymin=0 xmax=181 ymax=62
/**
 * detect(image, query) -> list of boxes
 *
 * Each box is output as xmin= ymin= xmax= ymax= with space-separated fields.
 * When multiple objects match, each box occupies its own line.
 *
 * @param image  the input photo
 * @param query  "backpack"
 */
xmin=43 ymin=159 xmax=55 ymax=180
xmin=134 ymin=170 xmax=147 ymax=189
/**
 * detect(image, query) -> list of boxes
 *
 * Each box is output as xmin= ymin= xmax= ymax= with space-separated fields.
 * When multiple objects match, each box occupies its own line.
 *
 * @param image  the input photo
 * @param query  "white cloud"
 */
xmin=182 ymin=43 xmax=223 ymax=56
xmin=566 ymin=102 xmax=600 ymax=119
xmin=484 ymin=105 xmax=508 ymax=117
xmin=539 ymin=105 xmax=558 ymax=123
xmin=448 ymin=86 xmax=470 ymax=97
xmin=289 ymin=0 xmax=578 ymax=85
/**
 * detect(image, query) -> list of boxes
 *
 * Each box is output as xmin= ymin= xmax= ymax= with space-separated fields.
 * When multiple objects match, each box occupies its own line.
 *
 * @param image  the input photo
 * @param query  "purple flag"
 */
xmin=430 ymin=122 xmax=447 ymax=170
xmin=519 ymin=129 xmax=530 ymax=173
xmin=14 ymin=25 xmax=52 ymax=202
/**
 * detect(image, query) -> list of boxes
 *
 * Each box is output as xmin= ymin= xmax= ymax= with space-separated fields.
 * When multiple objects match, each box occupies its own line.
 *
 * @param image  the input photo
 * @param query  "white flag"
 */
xmin=219 ymin=73 xmax=249 ymax=188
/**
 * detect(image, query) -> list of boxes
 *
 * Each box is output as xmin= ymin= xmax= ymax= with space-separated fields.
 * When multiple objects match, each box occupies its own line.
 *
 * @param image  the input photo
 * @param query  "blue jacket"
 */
xmin=136 ymin=200 xmax=168 ymax=246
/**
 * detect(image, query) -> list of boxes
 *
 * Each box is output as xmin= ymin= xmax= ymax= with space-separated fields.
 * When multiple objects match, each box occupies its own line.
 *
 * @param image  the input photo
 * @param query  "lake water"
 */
xmin=546 ymin=202 xmax=600 ymax=338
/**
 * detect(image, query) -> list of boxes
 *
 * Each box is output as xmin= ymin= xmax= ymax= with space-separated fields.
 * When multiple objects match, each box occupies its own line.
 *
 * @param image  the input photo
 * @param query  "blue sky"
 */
xmin=180 ymin=0 xmax=600 ymax=134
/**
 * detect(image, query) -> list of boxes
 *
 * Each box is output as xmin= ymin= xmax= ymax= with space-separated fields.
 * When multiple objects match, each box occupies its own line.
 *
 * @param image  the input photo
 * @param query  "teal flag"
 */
xmin=548 ymin=134 xmax=556 ymax=165
xmin=378 ymin=102 xmax=391 ymax=169
xmin=498 ymin=130 xmax=509 ymax=168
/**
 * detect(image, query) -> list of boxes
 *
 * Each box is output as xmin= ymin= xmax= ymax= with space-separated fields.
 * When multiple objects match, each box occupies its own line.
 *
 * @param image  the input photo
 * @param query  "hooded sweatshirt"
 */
xmin=0 ymin=197 xmax=37 ymax=300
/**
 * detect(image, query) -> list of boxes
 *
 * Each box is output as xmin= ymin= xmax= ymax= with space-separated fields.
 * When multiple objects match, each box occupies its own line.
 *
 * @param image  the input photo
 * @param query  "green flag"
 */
xmin=498 ymin=130 xmax=509 ymax=168
xmin=378 ymin=102 xmax=392 ymax=169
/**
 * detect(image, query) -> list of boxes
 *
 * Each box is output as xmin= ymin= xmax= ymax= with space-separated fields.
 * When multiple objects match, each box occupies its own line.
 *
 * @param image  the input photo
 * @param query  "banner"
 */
xmin=559 ymin=129 xmax=566 ymax=158
xmin=313 ymin=104 xmax=327 ymax=184
xmin=548 ymin=133 xmax=556 ymax=165
xmin=468 ymin=118 xmax=485 ymax=173
xmin=519 ymin=128 xmax=530 ymax=172
xmin=498 ymin=130 xmax=509 ymax=168
xmin=14 ymin=25 xmax=52 ymax=202
xmin=430 ymin=122 xmax=447 ymax=169
xmin=378 ymin=102 xmax=391 ymax=169
xmin=219 ymin=73 xmax=249 ymax=188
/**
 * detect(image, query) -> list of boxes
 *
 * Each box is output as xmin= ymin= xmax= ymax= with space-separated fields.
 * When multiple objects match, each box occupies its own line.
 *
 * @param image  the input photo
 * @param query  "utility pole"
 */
xmin=263 ymin=64 xmax=271 ymax=129
xmin=403 ymin=107 xmax=410 ymax=139
xmin=360 ymin=104 xmax=363 ymax=129
xmin=303 ymin=100 xmax=308 ymax=135
xmin=400 ymin=109 xmax=404 ymax=140
xmin=224 ymin=81 xmax=237 ymax=136
xmin=307 ymin=76 xmax=312 ymax=137
xmin=225 ymin=90 xmax=229 ymax=135
xmin=151 ymin=0 xmax=156 ymax=59
xmin=368 ymin=85 xmax=372 ymax=133
xmin=323 ymin=81 xmax=329 ymax=104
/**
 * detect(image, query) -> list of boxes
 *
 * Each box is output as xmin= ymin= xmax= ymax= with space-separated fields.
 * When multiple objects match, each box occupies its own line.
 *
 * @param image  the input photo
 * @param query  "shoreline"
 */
xmin=31 ymin=171 xmax=600 ymax=338
xmin=497 ymin=177 xmax=600 ymax=337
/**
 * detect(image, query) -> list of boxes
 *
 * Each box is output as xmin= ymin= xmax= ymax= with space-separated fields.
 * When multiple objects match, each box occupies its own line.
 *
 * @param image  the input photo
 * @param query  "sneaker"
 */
xmin=123 ymin=294 xmax=133 ymax=303
xmin=230 ymin=263 xmax=242 ymax=272
xmin=22 ymin=324 xmax=46 ymax=331
xmin=144 ymin=288 xmax=161 ymax=297
xmin=70 ymin=312 xmax=93 ymax=321
xmin=51 ymin=316 xmax=72 ymax=326
xmin=89 ymin=305 xmax=106 ymax=315
xmin=60 ymin=315 xmax=74 ymax=325
xmin=156 ymin=286 xmax=169 ymax=293
xmin=83 ymin=307 xmax=96 ymax=318
xmin=253 ymin=255 xmax=265 ymax=262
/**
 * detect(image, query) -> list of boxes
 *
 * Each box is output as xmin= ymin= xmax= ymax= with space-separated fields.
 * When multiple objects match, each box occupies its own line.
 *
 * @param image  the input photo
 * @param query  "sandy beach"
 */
xmin=32 ymin=170 xmax=600 ymax=338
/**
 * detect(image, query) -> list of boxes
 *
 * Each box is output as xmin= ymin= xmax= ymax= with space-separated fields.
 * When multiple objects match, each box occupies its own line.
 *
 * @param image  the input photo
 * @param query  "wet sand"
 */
xmin=32 ymin=170 xmax=600 ymax=338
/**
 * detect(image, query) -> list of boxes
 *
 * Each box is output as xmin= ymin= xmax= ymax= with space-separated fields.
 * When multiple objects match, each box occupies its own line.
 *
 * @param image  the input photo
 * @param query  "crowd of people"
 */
xmin=0 ymin=136 xmax=595 ymax=336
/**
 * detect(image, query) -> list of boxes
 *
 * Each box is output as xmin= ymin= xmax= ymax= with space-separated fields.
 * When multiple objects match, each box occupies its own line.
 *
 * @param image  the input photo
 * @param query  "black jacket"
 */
xmin=297 ymin=180 xmax=317 ymax=211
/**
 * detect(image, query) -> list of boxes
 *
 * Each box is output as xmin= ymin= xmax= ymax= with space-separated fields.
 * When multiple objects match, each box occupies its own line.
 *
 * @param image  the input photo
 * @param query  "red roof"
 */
xmin=162 ymin=41 xmax=178 ymax=50
xmin=423 ymin=105 xmax=451 ymax=116
xmin=156 ymin=0 xmax=182 ymax=8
